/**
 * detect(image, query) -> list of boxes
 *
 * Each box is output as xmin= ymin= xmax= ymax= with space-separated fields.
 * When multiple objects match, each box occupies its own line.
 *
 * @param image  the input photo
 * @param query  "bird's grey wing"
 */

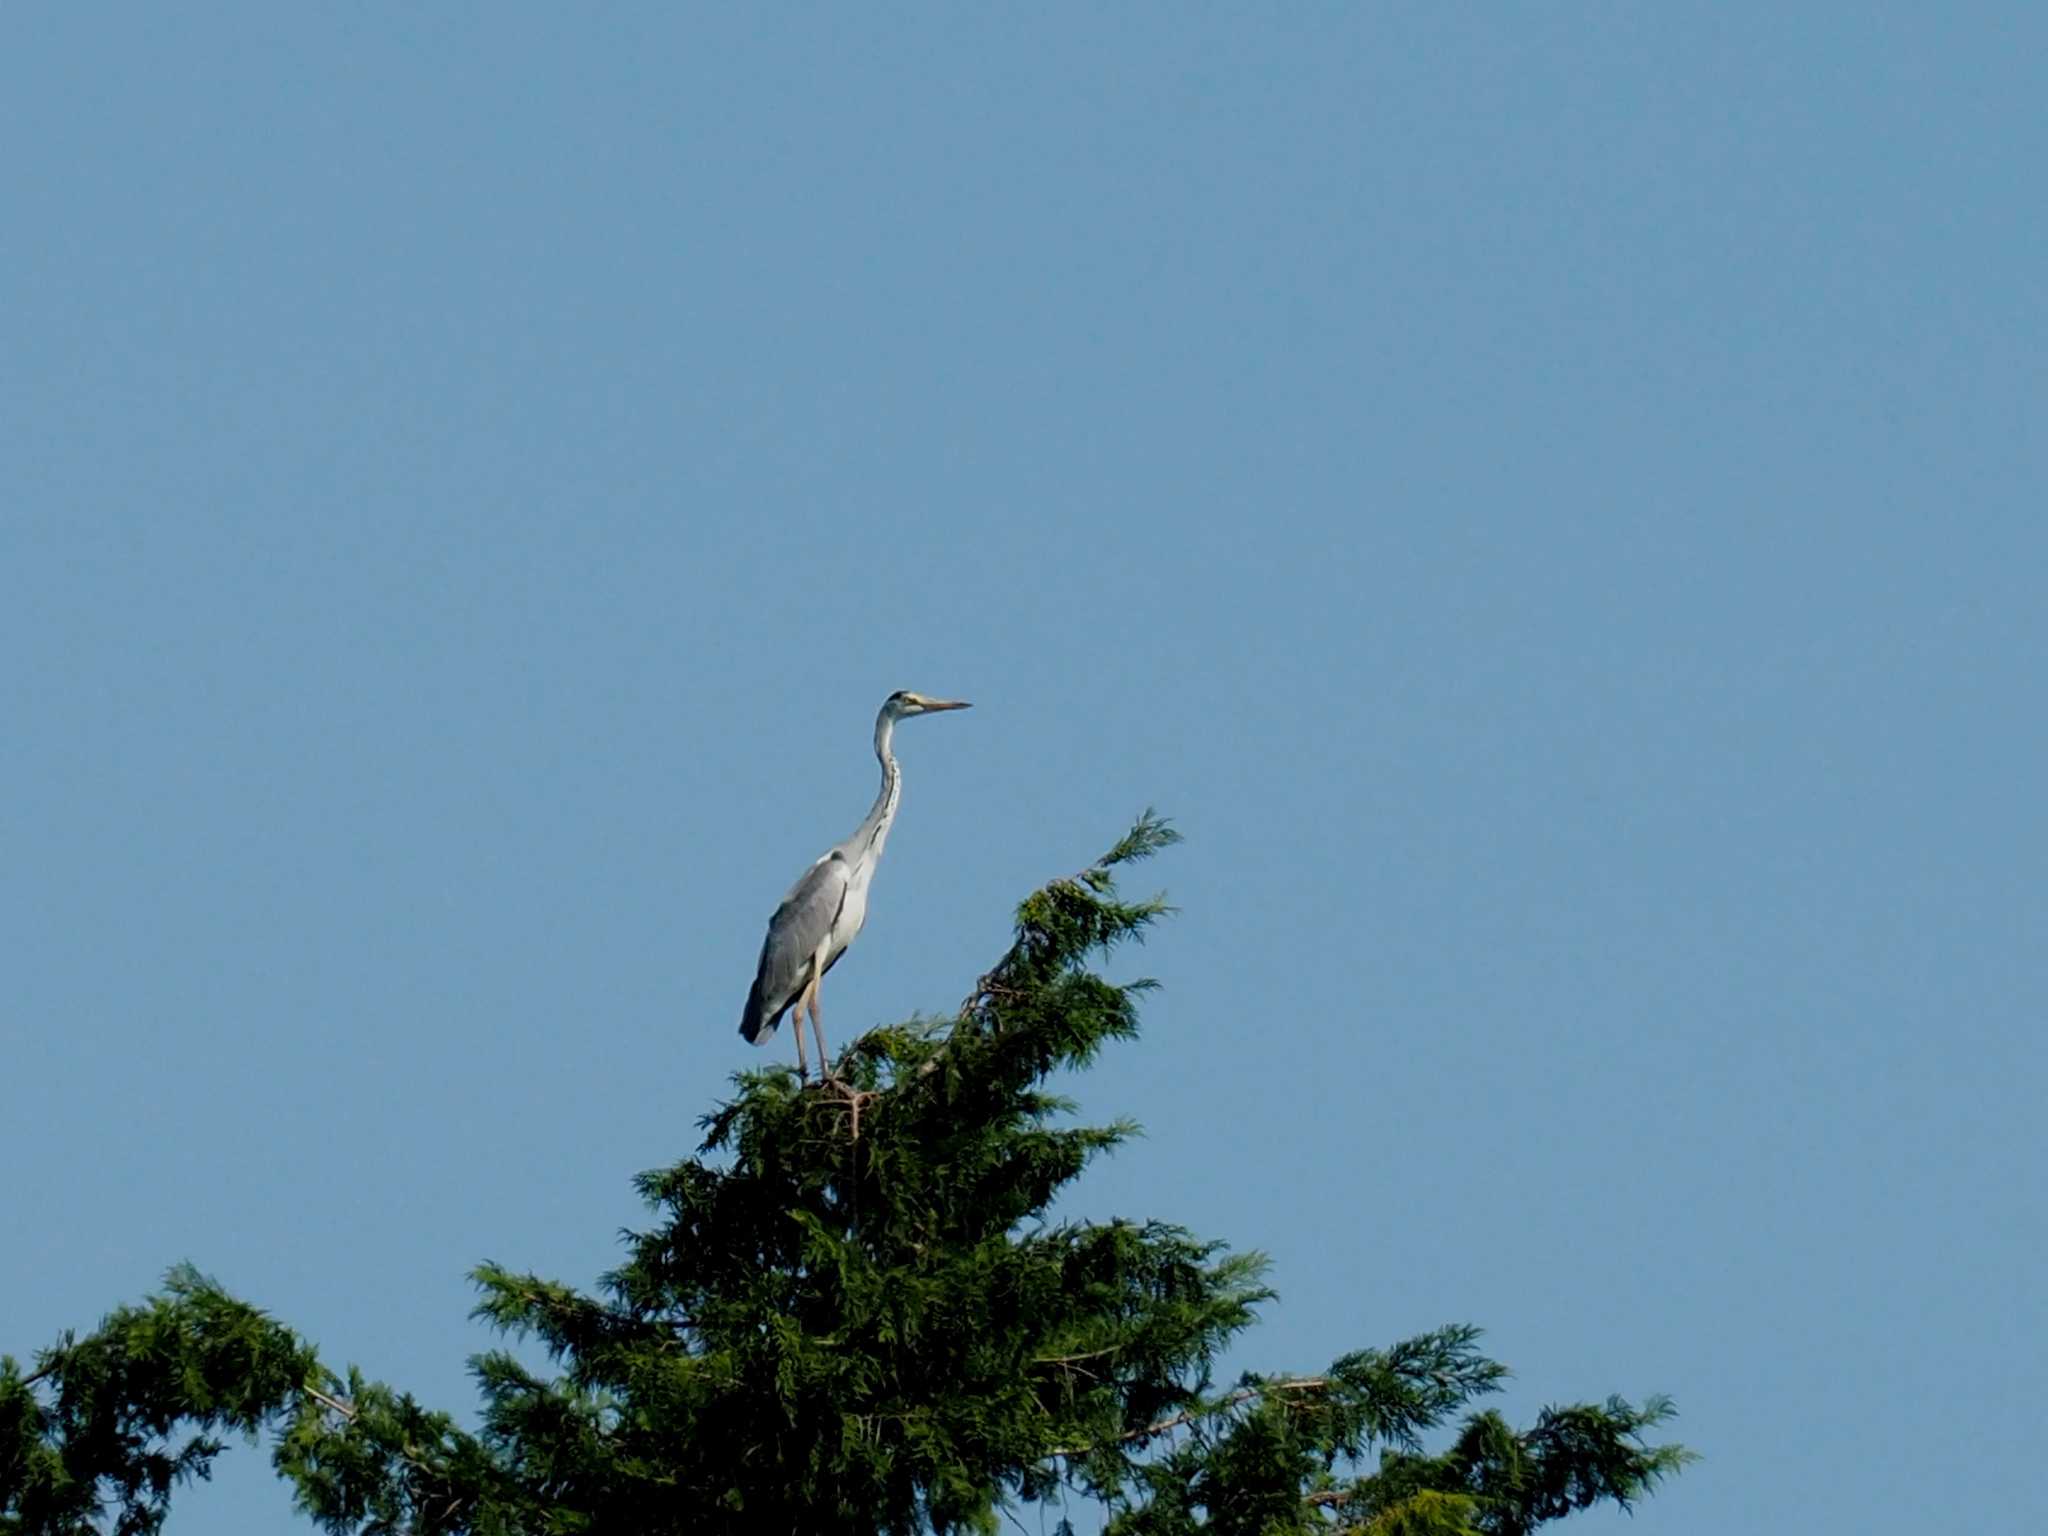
xmin=739 ymin=854 xmax=851 ymax=1042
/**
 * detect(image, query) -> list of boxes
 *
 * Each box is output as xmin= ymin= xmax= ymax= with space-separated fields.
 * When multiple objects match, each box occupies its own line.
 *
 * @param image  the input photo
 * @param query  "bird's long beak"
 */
xmin=922 ymin=698 xmax=971 ymax=712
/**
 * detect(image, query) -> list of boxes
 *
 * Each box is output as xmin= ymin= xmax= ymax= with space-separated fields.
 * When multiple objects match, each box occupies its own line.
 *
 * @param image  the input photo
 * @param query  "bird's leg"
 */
xmin=790 ymin=986 xmax=812 ymax=1083
xmin=808 ymin=981 xmax=835 ymax=1086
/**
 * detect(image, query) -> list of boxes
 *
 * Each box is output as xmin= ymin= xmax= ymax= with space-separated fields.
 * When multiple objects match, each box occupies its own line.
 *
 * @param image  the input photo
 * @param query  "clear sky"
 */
xmin=3 ymin=7 xmax=2041 ymax=1532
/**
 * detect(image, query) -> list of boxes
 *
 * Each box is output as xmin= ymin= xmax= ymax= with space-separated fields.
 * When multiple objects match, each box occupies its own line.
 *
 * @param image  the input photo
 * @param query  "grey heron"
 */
xmin=739 ymin=690 xmax=971 ymax=1081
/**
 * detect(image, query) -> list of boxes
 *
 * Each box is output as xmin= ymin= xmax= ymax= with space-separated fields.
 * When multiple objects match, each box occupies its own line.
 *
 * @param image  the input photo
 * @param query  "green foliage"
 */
xmin=0 ymin=1267 xmax=320 ymax=1536
xmin=2 ymin=812 xmax=1688 ymax=1534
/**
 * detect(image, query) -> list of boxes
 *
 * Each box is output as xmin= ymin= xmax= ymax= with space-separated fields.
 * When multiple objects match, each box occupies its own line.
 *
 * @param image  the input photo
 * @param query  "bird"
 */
xmin=740 ymin=689 xmax=971 ymax=1081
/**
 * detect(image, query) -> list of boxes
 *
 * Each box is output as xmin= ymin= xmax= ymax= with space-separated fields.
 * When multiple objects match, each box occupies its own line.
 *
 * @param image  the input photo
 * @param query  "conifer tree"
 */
xmin=2 ymin=816 xmax=1688 ymax=1534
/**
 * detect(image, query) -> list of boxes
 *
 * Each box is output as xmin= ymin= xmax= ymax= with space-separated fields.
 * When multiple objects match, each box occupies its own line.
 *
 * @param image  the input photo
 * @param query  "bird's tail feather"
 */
xmin=739 ymin=977 xmax=778 ymax=1045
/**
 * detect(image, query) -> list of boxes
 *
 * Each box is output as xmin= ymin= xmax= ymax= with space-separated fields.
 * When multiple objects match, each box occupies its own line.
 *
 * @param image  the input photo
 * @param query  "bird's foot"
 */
xmin=832 ymin=1078 xmax=875 ymax=1140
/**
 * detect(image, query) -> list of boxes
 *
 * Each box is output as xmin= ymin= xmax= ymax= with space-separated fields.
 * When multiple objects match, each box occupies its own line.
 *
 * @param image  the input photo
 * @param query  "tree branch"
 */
xmin=1032 ymin=1345 xmax=1125 ymax=1368
xmin=1047 ymin=1376 xmax=1329 ymax=1456
xmin=304 ymin=1383 xmax=357 ymax=1421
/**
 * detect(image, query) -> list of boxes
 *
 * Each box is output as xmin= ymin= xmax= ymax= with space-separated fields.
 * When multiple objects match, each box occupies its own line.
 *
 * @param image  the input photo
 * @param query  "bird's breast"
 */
xmin=834 ymin=876 xmax=872 ymax=948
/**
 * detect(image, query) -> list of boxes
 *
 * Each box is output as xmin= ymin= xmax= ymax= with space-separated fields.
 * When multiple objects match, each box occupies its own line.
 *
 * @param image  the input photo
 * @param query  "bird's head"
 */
xmin=883 ymin=690 xmax=972 ymax=720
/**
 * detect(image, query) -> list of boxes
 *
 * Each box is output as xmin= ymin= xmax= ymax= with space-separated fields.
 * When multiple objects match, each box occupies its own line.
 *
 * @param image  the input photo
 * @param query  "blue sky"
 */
xmin=3 ymin=7 xmax=2042 ymax=1532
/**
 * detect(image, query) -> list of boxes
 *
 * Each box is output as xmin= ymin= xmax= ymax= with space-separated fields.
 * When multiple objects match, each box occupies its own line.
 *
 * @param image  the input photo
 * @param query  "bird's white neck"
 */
xmin=853 ymin=710 xmax=903 ymax=859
